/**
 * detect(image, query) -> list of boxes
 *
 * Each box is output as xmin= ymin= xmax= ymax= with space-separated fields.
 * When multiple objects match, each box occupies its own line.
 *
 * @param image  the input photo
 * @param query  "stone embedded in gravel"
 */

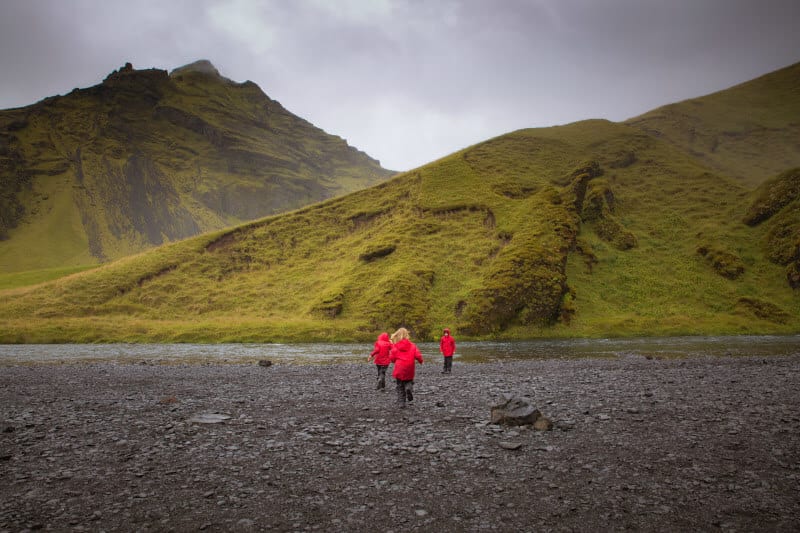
xmin=490 ymin=396 xmax=541 ymax=426
xmin=533 ymin=416 xmax=554 ymax=431
xmin=188 ymin=413 xmax=231 ymax=424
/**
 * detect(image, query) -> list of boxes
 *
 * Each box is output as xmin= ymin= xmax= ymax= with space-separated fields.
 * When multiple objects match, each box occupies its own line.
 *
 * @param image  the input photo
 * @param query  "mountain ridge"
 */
xmin=625 ymin=61 xmax=800 ymax=186
xmin=0 ymin=60 xmax=394 ymax=272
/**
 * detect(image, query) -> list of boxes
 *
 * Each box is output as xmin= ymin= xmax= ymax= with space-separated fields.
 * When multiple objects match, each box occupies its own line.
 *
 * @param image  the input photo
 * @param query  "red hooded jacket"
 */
xmin=389 ymin=338 xmax=423 ymax=381
xmin=440 ymin=331 xmax=456 ymax=357
xmin=370 ymin=333 xmax=392 ymax=366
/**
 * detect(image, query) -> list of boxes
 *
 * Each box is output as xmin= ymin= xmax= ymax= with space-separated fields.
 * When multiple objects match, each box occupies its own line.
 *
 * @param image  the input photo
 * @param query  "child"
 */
xmin=389 ymin=328 xmax=423 ymax=408
xmin=368 ymin=332 xmax=392 ymax=390
xmin=439 ymin=327 xmax=456 ymax=374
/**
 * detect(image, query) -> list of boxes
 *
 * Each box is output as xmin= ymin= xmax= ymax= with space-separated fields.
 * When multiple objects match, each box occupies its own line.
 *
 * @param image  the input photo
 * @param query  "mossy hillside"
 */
xmin=2 ymin=63 xmax=800 ymax=342
xmin=0 ymin=61 xmax=393 ymax=273
xmin=2 ymin=119 xmax=798 ymax=343
xmin=626 ymin=61 xmax=800 ymax=187
xmin=744 ymin=167 xmax=800 ymax=287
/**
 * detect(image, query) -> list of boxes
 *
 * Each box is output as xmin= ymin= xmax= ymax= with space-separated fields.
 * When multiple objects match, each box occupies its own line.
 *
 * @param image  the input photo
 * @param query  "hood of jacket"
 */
xmin=378 ymin=332 xmax=390 ymax=343
xmin=395 ymin=338 xmax=413 ymax=352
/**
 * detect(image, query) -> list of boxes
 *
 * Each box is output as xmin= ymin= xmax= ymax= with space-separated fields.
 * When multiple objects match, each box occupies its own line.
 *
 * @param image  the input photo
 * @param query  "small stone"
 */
xmin=533 ymin=416 xmax=553 ymax=431
xmin=189 ymin=413 xmax=231 ymax=424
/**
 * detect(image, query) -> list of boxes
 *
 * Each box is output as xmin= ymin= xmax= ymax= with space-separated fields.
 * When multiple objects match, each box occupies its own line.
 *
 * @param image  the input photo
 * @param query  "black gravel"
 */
xmin=1 ymin=354 xmax=799 ymax=532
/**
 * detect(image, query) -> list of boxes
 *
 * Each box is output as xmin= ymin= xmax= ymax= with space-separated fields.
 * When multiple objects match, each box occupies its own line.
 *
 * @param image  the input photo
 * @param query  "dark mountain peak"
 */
xmin=169 ymin=59 xmax=238 ymax=85
xmin=170 ymin=59 xmax=221 ymax=78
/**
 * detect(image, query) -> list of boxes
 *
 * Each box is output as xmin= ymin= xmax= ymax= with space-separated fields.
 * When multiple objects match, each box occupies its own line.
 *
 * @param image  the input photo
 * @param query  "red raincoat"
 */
xmin=440 ymin=332 xmax=456 ymax=357
xmin=390 ymin=338 xmax=423 ymax=381
xmin=370 ymin=333 xmax=392 ymax=365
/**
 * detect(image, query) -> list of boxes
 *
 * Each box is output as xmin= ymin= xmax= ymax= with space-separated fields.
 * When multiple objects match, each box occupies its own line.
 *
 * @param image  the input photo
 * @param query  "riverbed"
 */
xmin=1 ymin=352 xmax=799 ymax=531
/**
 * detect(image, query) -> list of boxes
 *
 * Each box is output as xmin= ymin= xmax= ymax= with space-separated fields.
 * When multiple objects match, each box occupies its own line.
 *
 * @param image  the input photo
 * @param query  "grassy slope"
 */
xmin=0 ymin=63 xmax=798 ymax=343
xmin=626 ymin=61 xmax=800 ymax=187
xmin=0 ymin=120 xmax=797 ymax=342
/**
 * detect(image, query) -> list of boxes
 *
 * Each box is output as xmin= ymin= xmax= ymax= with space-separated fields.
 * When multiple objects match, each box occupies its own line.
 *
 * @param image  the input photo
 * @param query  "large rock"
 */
xmin=490 ymin=397 xmax=541 ymax=426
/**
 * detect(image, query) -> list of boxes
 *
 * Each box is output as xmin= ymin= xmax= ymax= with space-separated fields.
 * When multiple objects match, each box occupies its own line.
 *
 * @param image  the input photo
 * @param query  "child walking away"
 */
xmin=368 ymin=332 xmax=392 ymax=390
xmin=389 ymin=328 xmax=423 ymax=408
xmin=439 ymin=327 xmax=456 ymax=374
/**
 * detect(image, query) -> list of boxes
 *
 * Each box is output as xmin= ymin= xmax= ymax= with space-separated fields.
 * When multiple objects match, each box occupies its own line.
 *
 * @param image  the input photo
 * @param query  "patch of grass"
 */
xmin=0 ymin=264 xmax=97 ymax=290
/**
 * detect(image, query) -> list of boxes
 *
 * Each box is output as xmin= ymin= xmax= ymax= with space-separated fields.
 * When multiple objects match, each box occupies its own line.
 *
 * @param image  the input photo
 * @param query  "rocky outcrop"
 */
xmin=743 ymin=168 xmax=800 ymax=288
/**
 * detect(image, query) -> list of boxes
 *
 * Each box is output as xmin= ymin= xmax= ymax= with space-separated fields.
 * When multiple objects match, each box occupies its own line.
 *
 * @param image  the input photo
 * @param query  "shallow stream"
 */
xmin=0 ymin=334 xmax=798 ymax=365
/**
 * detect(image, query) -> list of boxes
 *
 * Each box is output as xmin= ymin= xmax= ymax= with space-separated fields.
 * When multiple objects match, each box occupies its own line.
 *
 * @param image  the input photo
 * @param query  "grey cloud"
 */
xmin=1 ymin=0 xmax=799 ymax=170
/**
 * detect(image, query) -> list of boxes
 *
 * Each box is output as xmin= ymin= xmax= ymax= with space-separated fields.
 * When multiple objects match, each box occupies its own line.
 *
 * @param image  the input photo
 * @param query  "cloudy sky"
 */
xmin=1 ymin=0 xmax=798 ymax=171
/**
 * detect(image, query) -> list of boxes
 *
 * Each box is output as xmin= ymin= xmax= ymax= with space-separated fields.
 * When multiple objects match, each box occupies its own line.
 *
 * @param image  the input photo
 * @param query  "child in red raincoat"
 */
xmin=368 ymin=332 xmax=392 ymax=390
xmin=389 ymin=328 xmax=423 ymax=408
xmin=439 ymin=327 xmax=456 ymax=374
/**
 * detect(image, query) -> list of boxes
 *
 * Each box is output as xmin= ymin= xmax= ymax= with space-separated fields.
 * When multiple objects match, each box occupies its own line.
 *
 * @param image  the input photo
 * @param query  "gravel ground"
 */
xmin=1 ymin=354 xmax=799 ymax=532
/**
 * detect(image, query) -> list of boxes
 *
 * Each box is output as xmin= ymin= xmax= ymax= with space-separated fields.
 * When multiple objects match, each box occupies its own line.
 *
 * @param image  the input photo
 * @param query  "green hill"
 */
xmin=626 ymin=62 xmax=800 ymax=187
xmin=0 ymin=60 xmax=393 ymax=274
xmin=0 ymin=62 xmax=798 ymax=343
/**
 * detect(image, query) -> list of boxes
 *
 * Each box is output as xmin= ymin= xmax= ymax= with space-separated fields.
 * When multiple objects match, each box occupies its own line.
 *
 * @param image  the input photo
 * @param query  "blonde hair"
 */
xmin=391 ymin=327 xmax=410 ymax=343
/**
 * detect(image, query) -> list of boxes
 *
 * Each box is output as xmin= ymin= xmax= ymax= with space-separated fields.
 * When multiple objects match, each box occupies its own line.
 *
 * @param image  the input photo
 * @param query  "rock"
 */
xmin=490 ymin=397 xmax=541 ymax=426
xmin=498 ymin=441 xmax=523 ymax=450
xmin=188 ymin=413 xmax=231 ymax=424
xmin=236 ymin=518 xmax=255 ymax=529
xmin=258 ymin=360 xmax=272 ymax=367
xmin=556 ymin=419 xmax=576 ymax=431
xmin=533 ymin=416 xmax=554 ymax=431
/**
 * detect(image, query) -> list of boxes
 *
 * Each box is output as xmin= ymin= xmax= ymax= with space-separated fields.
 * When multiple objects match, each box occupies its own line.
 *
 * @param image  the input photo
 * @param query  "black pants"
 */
xmin=443 ymin=356 xmax=453 ymax=373
xmin=395 ymin=379 xmax=414 ymax=407
xmin=375 ymin=365 xmax=388 ymax=389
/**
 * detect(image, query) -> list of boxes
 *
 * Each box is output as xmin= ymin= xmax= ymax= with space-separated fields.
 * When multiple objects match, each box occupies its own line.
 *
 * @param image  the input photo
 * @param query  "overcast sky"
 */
xmin=1 ymin=0 xmax=798 ymax=171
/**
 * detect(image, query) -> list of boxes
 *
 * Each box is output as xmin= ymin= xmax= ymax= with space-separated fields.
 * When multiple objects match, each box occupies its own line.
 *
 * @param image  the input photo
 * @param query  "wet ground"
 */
xmin=1 ymin=353 xmax=799 ymax=532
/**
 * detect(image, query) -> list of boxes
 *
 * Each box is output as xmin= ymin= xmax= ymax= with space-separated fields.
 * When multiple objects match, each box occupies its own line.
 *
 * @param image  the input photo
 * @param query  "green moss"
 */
xmin=743 ymin=168 xmax=800 ymax=226
xmin=696 ymin=244 xmax=745 ymax=279
xmin=364 ymin=269 xmax=435 ymax=338
xmin=735 ymin=297 xmax=791 ymax=324
xmin=459 ymin=165 xmax=590 ymax=334
xmin=358 ymin=243 xmax=396 ymax=262
xmin=786 ymin=261 xmax=800 ymax=289
xmin=311 ymin=290 xmax=344 ymax=318
xmin=762 ymin=208 xmax=800 ymax=265
xmin=581 ymin=179 xmax=637 ymax=250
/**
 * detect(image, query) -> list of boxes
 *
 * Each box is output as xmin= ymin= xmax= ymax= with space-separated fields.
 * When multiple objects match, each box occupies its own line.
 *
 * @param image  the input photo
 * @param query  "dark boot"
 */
xmin=396 ymin=381 xmax=406 ymax=408
xmin=406 ymin=381 xmax=414 ymax=402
